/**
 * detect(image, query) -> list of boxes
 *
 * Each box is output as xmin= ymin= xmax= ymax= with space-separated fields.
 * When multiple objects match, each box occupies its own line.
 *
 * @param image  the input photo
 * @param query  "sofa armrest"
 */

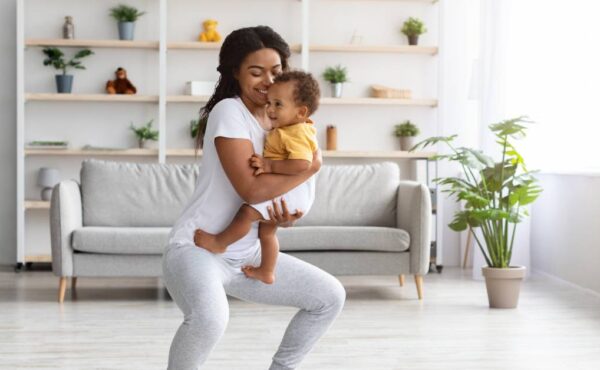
xmin=50 ymin=180 xmax=82 ymax=277
xmin=397 ymin=181 xmax=432 ymax=275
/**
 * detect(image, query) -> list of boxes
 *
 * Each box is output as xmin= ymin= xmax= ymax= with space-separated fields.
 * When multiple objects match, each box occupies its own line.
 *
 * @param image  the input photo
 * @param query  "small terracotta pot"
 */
xmin=482 ymin=266 xmax=526 ymax=308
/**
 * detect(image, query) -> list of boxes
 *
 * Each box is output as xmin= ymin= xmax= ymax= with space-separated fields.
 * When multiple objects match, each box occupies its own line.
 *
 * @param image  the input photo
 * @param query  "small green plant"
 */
xmin=394 ymin=120 xmax=420 ymax=137
xmin=110 ymin=4 xmax=146 ymax=22
xmin=411 ymin=116 xmax=542 ymax=268
xmin=323 ymin=65 xmax=349 ymax=84
xmin=190 ymin=117 xmax=208 ymax=139
xmin=42 ymin=47 xmax=94 ymax=75
xmin=130 ymin=120 xmax=158 ymax=147
xmin=401 ymin=17 xmax=427 ymax=37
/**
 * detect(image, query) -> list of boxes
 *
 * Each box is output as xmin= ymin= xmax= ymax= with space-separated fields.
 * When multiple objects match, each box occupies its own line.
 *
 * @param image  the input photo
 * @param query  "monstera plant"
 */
xmin=412 ymin=116 xmax=542 ymax=308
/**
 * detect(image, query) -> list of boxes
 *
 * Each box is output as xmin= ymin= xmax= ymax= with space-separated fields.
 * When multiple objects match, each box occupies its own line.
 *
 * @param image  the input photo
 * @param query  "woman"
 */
xmin=162 ymin=26 xmax=346 ymax=370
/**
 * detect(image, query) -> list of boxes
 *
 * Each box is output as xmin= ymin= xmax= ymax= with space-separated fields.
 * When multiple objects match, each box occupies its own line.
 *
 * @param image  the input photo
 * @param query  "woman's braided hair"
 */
xmin=195 ymin=26 xmax=291 ymax=151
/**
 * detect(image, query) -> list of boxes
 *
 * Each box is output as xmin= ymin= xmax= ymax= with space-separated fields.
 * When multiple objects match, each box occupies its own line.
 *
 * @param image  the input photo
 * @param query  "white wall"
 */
xmin=1 ymin=0 xmax=446 ymax=265
xmin=531 ymin=173 xmax=600 ymax=294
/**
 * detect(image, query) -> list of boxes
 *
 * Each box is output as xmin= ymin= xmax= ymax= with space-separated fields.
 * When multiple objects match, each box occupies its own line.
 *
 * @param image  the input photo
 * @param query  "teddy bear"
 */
xmin=198 ymin=19 xmax=221 ymax=43
xmin=106 ymin=67 xmax=137 ymax=95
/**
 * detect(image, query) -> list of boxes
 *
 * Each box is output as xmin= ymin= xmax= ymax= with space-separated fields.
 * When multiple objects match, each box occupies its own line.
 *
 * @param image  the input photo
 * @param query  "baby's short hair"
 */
xmin=274 ymin=70 xmax=320 ymax=116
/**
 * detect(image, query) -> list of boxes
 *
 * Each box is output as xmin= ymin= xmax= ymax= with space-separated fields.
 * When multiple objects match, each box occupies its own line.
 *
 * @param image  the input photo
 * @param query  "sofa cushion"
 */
xmin=73 ymin=227 xmax=171 ymax=254
xmin=81 ymin=159 xmax=199 ymax=227
xmin=72 ymin=226 xmax=410 ymax=254
xmin=278 ymin=226 xmax=410 ymax=253
xmin=298 ymin=162 xmax=400 ymax=227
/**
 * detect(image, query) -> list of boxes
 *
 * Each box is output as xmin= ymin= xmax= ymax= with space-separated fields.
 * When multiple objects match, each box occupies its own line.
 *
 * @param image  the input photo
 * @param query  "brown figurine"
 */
xmin=106 ymin=67 xmax=136 ymax=94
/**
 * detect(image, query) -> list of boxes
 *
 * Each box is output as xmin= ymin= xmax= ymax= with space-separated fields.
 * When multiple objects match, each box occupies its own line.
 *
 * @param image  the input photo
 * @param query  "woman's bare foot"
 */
xmin=194 ymin=229 xmax=226 ymax=254
xmin=241 ymin=266 xmax=275 ymax=284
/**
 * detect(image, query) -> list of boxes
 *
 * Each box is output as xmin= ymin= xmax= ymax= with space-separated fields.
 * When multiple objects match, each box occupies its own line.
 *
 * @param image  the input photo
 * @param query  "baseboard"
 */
xmin=533 ymin=269 xmax=600 ymax=299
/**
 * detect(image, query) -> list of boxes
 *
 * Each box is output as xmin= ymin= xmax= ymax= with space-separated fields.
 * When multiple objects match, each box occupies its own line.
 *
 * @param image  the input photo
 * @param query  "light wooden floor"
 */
xmin=1 ymin=266 xmax=600 ymax=370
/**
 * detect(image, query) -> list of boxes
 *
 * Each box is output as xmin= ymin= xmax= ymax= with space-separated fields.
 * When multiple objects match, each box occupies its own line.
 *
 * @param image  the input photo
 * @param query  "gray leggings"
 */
xmin=162 ymin=242 xmax=346 ymax=370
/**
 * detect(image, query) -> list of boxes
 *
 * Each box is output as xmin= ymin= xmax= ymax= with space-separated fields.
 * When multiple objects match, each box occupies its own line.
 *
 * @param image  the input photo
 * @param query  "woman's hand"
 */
xmin=263 ymin=198 xmax=304 ymax=228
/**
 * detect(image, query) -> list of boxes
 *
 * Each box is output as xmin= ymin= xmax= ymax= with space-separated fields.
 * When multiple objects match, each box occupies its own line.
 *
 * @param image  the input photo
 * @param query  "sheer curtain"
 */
xmin=467 ymin=0 xmax=600 ymax=278
xmin=505 ymin=0 xmax=600 ymax=173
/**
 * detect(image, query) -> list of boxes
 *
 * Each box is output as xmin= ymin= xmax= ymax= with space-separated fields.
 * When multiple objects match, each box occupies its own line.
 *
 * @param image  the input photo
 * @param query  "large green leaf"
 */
xmin=480 ymin=162 xmax=517 ymax=192
xmin=410 ymin=135 xmax=457 ymax=152
xmin=508 ymin=183 xmax=542 ymax=206
xmin=457 ymin=190 xmax=490 ymax=208
xmin=489 ymin=116 xmax=532 ymax=139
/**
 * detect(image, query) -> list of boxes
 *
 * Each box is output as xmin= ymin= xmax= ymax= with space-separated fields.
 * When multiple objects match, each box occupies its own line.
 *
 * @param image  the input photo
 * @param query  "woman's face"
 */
xmin=236 ymin=48 xmax=283 ymax=109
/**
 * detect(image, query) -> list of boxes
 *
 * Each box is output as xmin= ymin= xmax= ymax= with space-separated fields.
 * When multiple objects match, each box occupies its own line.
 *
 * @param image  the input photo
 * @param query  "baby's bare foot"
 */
xmin=194 ymin=229 xmax=226 ymax=254
xmin=241 ymin=266 xmax=275 ymax=284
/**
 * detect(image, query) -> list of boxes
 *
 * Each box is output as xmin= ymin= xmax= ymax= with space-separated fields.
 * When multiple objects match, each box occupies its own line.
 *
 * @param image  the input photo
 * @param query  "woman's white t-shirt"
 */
xmin=168 ymin=97 xmax=268 ymax=260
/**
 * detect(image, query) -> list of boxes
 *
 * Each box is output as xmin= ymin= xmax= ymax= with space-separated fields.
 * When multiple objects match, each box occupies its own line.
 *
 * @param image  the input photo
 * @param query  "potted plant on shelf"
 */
xmin=401 ymin=17 xmax=427 ymax=46
xmin=130 ymin=119 xmax=158 ymax=148
xmin=412 ymin=116 xmax=542 ymax=308
xmin=323 ymin=65 xmax=348 ymax=98
xmin=394 ymin=120 xmax=420 ymax=151
xmin=42 ymin=47 xmax=94 ymax=93
xmin=190 ymin=117 xmax=208 ymax=142
xmin=110 ymin=4 xmax=146 ymax=40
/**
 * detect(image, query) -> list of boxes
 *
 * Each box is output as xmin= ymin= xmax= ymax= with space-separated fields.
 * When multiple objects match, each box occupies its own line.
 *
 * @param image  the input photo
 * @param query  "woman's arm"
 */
xmin=250 ymin=154 xmax=311 ymax=176
xmin=215 ymin=137 xmax=321 ymax=204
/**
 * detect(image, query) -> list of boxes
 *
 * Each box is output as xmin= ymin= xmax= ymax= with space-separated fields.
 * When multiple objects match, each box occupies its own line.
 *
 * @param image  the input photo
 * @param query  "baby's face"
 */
xmin=266 ymin=82 xmax=306 ymax=128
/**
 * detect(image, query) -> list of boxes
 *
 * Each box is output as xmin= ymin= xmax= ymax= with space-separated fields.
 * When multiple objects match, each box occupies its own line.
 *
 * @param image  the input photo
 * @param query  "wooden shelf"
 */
xmin=25 ymin=38 xmax=159 ymax=49
xmin=166 ymin=96 xmax=436 ymax=107
xmin=166 ymin=149 xmax=434 ymax=159
xmin=306 ymin=44 xmax=438 ymax=55
xmin=167 ymin=41 xmax=221 ymax=50
xmin=25 ymin=148 xmax=158 ymax=156
xmin=321 ymin=97 xmax=437 ymax=106
xmin=25 ymin=93 xmax=159 ymax=103
xmin=25 ymin=200 xmax=50 ymax=210
xmin=167 ymin=42 xmax=301 ymax=52
xmin=167 ymin=95 xmax=210 ymax=103
xmin=167 ymin=149 xmax=203 ymax=157
xmin=323 ymin=150 xmax=435 ymax=159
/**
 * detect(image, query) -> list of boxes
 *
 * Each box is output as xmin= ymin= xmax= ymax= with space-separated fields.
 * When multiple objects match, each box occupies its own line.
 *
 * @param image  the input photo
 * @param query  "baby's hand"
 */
xmin=250 ymin=154 xmax=271 ymax=176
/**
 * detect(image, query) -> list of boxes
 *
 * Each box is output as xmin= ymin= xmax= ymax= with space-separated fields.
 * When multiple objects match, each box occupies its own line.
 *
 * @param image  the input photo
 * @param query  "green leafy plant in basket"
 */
xmin=130 ymin=119 xmax=158 ymax=148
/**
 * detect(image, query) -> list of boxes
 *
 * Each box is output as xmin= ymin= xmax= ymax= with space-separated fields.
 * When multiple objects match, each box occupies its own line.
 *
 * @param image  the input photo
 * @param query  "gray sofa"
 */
xmin=50 ymin=159 xmax=431 ymax=303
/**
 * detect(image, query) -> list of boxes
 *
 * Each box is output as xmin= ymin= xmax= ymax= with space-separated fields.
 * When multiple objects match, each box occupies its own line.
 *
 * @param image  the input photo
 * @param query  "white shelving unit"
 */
xmin=16 ymin=0 xmax=443 ymax=269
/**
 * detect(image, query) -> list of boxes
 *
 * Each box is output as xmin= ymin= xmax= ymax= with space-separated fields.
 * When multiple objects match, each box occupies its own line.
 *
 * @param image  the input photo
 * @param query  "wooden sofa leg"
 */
xmin=414 ymin=275 xmax=424 ymax=300
xmin=398 ymin=274 xmax=405 ymax=287
xmin=58 ymin=277 xmax=67 ymax=303
xmin=72 ymin=277 xmax=77 ymax=291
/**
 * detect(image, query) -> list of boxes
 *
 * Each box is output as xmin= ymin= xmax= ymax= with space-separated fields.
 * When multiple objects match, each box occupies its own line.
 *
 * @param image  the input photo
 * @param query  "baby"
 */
xmin=195 ymin=70 xmax=320 ymax=284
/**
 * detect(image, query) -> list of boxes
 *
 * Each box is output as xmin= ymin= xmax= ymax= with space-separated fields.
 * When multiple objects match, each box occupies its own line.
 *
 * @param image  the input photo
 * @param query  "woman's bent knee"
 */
xmin=185 ymin=309 xmax=229 ymax=339
xmin=312 ymin=276 xmax=346 ymax=314
xmin=328 ymin=278 xmax=346 ymax=313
